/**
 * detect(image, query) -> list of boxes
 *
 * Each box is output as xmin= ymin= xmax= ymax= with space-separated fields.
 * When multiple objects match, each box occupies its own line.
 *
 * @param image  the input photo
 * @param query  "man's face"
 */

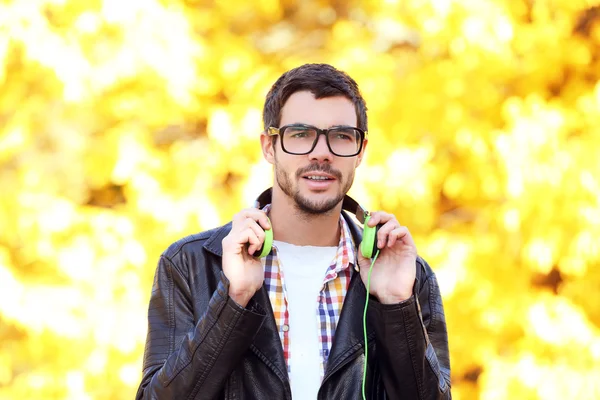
xmin=262 ymin=90 xmax=367 ymax=214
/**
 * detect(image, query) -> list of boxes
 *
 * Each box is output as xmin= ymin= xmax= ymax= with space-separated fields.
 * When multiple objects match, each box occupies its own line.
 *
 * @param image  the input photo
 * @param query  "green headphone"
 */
xmin=256 ymin=222 xmax=274 ymax=258
xmin=253 ymin=188 xmax=380 ymax=258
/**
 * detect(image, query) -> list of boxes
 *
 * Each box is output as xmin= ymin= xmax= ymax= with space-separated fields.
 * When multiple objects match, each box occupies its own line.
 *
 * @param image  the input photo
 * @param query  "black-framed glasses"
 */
xmin=267 ymin=124 xmax=367 ymax=157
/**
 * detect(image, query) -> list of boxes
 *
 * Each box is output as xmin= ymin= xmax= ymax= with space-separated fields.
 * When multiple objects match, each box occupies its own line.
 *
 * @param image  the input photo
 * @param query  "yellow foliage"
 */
xmin=1 ymin=0 xmax=600 ymax=398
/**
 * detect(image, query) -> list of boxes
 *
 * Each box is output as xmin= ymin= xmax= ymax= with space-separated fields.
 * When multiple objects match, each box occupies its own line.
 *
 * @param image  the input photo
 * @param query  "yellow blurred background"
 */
xmin=1 ymin=0 xmax=600 ymax=399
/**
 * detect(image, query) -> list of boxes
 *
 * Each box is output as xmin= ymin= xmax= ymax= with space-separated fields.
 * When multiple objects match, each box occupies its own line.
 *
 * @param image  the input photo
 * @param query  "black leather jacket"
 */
xmin=136 ymin=212 xmax=451 ymax=399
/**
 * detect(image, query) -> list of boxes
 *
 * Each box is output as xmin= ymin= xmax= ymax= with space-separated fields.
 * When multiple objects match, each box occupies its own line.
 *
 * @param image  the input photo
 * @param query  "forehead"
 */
xmin=280 ymin=91 xmax=357 ymax=128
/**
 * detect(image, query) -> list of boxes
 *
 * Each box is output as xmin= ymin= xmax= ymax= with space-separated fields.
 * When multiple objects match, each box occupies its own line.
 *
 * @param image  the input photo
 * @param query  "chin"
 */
xmin=294 ymin=190 xmax=344 ymax=215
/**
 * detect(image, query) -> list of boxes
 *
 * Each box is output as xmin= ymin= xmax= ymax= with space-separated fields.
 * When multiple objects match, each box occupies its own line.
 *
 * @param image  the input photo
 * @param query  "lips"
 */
xmin=300 ymin=172 xmax=337 ymax=191
xmin=302 ymin=173 xmax=336 ymax=181
xmin=297 ymin=165 xmax=341 ymax=181
xmin=296 ymin=166 xmax=341 ymax=191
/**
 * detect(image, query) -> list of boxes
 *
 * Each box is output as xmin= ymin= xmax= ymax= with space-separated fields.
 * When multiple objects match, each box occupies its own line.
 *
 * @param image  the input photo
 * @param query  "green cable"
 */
xmin=362 ymin=249 xmax=379 ymax=400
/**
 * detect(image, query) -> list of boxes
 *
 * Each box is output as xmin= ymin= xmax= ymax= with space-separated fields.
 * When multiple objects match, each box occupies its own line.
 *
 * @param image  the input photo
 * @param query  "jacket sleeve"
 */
xmin=367 ymin=257 xmax=451 ymax=399
xmin=136 ymin=255 xmax=266 ymax=400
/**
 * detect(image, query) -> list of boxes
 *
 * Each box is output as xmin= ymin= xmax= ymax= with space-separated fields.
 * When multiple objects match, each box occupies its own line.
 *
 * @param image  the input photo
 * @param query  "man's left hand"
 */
xmin=357 ymin=211 xmax=417 ymax=304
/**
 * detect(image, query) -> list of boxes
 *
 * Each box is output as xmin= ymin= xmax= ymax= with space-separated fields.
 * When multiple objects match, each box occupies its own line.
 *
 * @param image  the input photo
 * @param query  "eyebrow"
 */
xmin=288 ymin=123 xmax=356 ymax=129
xmin=329 ymin=124 xmax=355 ymax=129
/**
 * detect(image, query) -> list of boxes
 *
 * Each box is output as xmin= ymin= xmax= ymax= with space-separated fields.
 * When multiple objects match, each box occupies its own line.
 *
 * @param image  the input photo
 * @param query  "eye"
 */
xmin=291 ymin=131 xmax=309 ymax=138
xmin=285 ymin=126 xmax=314 ymax=138
xmin=331 ymin=129 xmax=357 ymax=141
xmin=334 ymin=132 xmax=353 ymax=140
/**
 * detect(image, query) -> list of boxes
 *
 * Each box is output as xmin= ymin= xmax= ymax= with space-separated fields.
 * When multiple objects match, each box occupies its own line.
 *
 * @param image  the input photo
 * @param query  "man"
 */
xmin=136 ymin=63 xmax=451 ymax=399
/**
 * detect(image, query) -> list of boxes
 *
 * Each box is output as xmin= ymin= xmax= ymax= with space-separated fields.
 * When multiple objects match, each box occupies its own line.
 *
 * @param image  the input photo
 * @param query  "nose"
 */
xmin=308 ymin=133 xmax=333 ymax=162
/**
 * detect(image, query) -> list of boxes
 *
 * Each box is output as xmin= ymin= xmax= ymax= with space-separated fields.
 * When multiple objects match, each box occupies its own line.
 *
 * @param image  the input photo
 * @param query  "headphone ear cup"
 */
xmin=255 ymin=219 xmax=273 ymax=258
xmin=371 ymin=224 xmax=381 ymax=256
xmin=360 ymin=216 xmax=380 ymax=259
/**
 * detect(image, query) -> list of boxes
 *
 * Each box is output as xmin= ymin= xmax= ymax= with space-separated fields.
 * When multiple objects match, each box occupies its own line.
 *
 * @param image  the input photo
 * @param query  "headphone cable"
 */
xmin=362 ymin=249 xmax=380 ymax=400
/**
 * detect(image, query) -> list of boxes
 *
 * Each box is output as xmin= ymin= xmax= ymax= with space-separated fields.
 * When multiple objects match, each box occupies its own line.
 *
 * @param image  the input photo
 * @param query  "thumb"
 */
xmin=356 ymin=244 xmax=371 ymax=271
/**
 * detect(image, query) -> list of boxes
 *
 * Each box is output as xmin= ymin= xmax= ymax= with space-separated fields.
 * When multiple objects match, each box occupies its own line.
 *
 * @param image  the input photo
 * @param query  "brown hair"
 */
xmin=262 ymin=63 xmax=368 ymax=132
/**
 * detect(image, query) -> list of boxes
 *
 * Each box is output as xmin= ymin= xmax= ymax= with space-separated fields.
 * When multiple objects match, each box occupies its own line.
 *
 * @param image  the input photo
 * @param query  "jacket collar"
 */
xmin=203 ymin=222 xmax=231 ymax=257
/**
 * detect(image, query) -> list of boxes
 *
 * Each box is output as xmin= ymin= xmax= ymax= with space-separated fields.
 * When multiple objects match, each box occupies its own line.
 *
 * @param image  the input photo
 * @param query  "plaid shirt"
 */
xmin=260 ymin=205 xmax=357 ymax=379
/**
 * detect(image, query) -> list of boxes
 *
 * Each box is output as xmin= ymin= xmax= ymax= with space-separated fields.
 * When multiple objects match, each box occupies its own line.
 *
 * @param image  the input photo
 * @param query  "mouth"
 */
xmin=300 ymin=172 xmax=337 ymax=190
xmin=302 ymin=175 xmax=335 ymax=182
xmin=302 ymin=174 xmax=336 ymax=182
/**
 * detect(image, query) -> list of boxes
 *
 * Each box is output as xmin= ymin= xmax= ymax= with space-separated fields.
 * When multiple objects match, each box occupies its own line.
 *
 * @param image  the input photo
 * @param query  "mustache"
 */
xmin=296 ymin=164 xmax=342 ymax=180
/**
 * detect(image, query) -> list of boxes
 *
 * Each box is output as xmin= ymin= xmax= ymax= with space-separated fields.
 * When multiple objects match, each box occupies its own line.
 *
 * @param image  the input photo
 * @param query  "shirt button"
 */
xmin=282 ymin=324 xmax=289 ymax=332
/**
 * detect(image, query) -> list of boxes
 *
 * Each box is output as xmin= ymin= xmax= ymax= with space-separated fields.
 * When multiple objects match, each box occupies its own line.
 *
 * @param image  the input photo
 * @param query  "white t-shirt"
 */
xmin=273 ymin=240 xmax=337 ymax=400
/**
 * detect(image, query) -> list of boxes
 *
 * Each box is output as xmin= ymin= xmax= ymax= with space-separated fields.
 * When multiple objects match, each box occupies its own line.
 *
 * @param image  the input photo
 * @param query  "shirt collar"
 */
xmin=261 ymin=204 xmax=357 ymax=273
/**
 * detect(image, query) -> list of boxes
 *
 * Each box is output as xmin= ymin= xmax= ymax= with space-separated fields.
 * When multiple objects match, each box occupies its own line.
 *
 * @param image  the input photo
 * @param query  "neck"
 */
xmin=269 ymin=188 xmax=341 ymax=247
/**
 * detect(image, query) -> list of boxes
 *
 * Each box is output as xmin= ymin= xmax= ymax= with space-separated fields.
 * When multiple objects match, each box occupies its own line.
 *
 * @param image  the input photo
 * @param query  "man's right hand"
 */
xmin=221 ymin=208 xmax=271 ymax=307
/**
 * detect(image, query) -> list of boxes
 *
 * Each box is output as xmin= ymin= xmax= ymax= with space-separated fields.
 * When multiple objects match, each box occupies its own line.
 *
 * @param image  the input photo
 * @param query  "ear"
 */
xmin=355 ymin=137 xmax=368 ymax=167
xmin=260 ymin=131 xmax=276 ymax=165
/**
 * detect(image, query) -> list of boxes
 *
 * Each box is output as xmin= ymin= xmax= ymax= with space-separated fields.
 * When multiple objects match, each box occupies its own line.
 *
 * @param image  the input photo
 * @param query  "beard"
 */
xmin=275 ymin=161 xmax=354 ymax=215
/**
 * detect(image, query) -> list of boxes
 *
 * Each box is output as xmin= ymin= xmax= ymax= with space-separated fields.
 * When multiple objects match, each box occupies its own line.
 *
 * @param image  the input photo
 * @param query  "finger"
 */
xmin=402 ymin=228 xmax=416 ymax=249
xmin=243 ymin=227 xmax=263 ymax=255
xmin=356 ymin=249 xmax=370 ymax=272
xmin=254 ymin=211 xmax=271 ymax=231
xmin=244 ymin=220 xmax=269 ymax=255
xmin=376 ymin=220 xmax=401 ymax=249
xmin=245 ymin=220 xmax=266 ymax=243
xmin=234 ymin=209 xmax=271 ymax=231
xmin=223 ymin=226 xmax=261 ymax=255
xmin=246 ymin=209 xmax=271 ymax=231
xmin=367 ymin=211 xmax=394 ymax=227
xmin=386 ymin=226 xmax=410 ymax=247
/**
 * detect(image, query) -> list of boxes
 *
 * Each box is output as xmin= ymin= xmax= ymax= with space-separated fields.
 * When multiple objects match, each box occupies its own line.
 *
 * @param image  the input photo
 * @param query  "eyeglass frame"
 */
xmin=266 ymin=123 xmax=368 ymax=157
